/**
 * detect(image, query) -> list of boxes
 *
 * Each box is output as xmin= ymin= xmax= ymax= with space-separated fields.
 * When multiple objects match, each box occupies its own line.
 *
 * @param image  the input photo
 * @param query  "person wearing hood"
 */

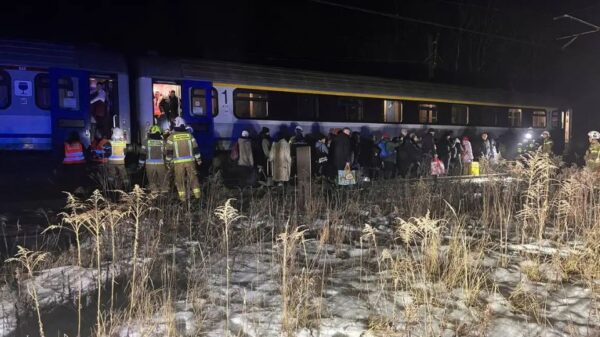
xmin=139 ymin=125 xmax=168 ymax=193
xmin=437 ymin=131 xmax=453 ymax=174
xmin=107 ymin=127 xmax=130 ymax=190
xmin=314 ymin=134 xmax=329 ymax=177
xmin=237 ymin=130 xmax=254 ymax=167
xmin=461 ymin=136 xmax=474 ymax=175
xmin=165 ymin=117 xmax=201 ymax=201
xmin=378 ymin=132 xmax=399 ymax=179
xmin=269 ymin=135 xmax=292 ymax=185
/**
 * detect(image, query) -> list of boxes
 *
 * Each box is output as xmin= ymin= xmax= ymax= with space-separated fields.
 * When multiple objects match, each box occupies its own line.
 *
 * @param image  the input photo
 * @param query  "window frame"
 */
xmin=508 ymin=108 xmax=523 ymax=127
xmin=34 ymin=73 xmax=51 ymax=110
xmin=0 ymin=69 xmax=11 ymax=110
xmin=384 ymin=99 xmax=403 ymax=123
xmin=532 ymin=110 xmax=547 ymax=128
xmin=450 ymin=104 xmax=469 ymax=125
xmin=190 ymin=87 xmax=219 ymax=117
xmin=58 ymin=76 xmax=79 ymax=111
xmin=418 ymin=103 xmax=438 ymax=124
xmin=233 ymin=88 xmax=270 ymax=119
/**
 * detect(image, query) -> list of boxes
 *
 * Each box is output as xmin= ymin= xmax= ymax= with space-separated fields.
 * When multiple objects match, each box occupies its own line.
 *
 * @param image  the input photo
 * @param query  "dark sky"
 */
xmin=4 ymin=0 xmax=600 ymax=127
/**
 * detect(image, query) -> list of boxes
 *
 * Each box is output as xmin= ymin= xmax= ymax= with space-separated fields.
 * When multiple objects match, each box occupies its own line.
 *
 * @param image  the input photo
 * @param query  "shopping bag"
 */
xmin=337 ymin=164 xmax=357 ymax=185
xmin=430 ymin=158 xmax=445 ymax=176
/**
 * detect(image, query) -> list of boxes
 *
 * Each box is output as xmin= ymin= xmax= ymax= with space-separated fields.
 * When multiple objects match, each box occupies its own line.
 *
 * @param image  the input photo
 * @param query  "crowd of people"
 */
xmin=62 ymin=114 xmax=600 ymax=200
xmin=228 ymin=126 xmax=506 ymax=185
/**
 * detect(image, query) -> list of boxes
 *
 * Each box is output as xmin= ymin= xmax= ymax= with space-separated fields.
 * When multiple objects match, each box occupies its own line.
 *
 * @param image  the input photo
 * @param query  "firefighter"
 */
xmin=585 ymin=130 xmax=600 ymax=171
xmin=107 ymin=127 xmax=130 ymax=190
xmin=165 ymin=117 xmax=201 ymax=201
xmin=540 ymin=131 xmax=553 ymax=155
xmin=139 ymin=125 xmax=168 ymax=193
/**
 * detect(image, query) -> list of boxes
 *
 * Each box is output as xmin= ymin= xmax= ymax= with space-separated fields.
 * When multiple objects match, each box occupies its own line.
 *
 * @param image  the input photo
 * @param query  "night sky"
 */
xmin=4 ymin=0 xmax=600 ymax=146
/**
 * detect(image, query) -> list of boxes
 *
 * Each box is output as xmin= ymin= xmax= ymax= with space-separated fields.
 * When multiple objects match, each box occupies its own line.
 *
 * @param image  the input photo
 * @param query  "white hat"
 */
xmin=295 ymin=126 xmax=303 ymax=132
xmin=589 ymin=130 xmax=600 ymax=140
xmin=111 ymin=127 xmax=124 ymax=141
xmin=541 ymin=130 xmax=550 ymax=137
xmin=241 ymin=130 xmax=249 ymax=137
xmin=173 ymin=116 xmax=186 ymax=128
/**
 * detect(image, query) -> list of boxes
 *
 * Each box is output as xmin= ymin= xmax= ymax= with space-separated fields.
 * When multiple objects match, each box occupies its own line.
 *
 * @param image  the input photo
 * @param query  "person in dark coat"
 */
xmin=160 ymin=90 xmax=180 ymax=121
xmin=330 ymin=128 xmax=353 ymax=172
xmin=253 ymin=127 xmax=271 ymax=171
xmin=406 ymin=133 xmax=423 ymax=178
xmin=437 ymin=131 xmax=453 ymax=174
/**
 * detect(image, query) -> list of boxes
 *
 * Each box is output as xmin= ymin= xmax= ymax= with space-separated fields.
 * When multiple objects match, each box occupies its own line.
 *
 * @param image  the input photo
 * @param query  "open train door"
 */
xmin=49 ymin=68 xmax=90 ymax=158
xmin=181 ymin=80 xmax=215 ymax=161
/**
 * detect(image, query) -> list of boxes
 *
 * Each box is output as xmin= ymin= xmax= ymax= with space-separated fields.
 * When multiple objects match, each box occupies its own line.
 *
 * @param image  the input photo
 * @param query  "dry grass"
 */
xmin=4 ymin=153 xmax=600 ymax=336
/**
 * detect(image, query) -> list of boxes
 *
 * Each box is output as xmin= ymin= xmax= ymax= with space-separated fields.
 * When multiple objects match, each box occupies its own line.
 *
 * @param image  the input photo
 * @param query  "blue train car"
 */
xmin=0 ymin=40 xmax=131 ymax=157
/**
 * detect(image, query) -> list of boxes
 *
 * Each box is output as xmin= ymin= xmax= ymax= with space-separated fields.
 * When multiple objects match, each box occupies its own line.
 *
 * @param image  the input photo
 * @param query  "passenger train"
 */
xmin=0 ymin=40 xmax=571 ymax=164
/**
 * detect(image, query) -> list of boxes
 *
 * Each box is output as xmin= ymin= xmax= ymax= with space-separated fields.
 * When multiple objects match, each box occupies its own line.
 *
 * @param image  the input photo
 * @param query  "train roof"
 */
xmin=138 ymin=57 xmax=565 ymax=109
xmin=0 ymin=39 xmax=127 ymax=73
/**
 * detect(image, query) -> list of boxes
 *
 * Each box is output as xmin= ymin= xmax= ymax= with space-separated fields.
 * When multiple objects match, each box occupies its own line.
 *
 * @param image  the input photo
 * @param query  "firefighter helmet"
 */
xmin=541 ymin=130 xmax=550 ymax=137
xmin=149 ymin=125 xmax=161 ymax=135
xmin=589 ymin=131 xmax=600 ymax=140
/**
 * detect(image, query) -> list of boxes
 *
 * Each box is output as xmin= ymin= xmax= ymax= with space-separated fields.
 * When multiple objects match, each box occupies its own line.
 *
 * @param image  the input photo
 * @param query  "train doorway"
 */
xmin=152 ymin=82 xmax=182 ymax=124
xmin=89 ymin=75 xmax=118 ymax=139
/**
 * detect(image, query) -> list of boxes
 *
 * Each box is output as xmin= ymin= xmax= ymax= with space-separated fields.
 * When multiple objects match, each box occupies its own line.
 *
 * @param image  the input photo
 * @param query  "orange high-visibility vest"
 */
xmin=63 ymin=142 xmax=86 ymax=165
xmin=91 ymin=138 xmax=109 ymax=163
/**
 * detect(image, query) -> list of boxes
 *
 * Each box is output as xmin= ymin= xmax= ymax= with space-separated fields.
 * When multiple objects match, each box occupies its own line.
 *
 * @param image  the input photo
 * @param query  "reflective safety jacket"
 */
xmin=90 ymin=138 xmax=110 ymax=163
xmin=63 ymin=142 xmax=86 ymax=164
xmin=165 ymin=131 xmax=201 ymax=164
xmin=139 ymin=137 xmax=165 ymax=165
xmin=108 ymin=140 xmax=127 ymax=164
xmin=585 ymin=143 xmax=600 ymax=165
xmin=541 ymin=138 xmax=553 ymax=154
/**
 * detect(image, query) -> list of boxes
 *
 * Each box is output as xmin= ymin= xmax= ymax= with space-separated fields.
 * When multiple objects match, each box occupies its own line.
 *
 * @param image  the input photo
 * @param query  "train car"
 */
xmin=0 ymin=39 xmax=131 ymax=158
xmin=136 ymin=57 xmax=571 ymax=159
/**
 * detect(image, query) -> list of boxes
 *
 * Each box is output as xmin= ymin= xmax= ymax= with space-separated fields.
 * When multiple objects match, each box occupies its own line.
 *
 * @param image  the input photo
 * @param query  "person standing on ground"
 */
xmin=585 ymin=130 xmax=600 ymax=172
xmin=314 ymin=134 xmax=329 ymax=177
xmin=253 ymin=127 xmax=271 ymax=172
xmin=165 ymin=117 xmax=201 ymax=201
xmin=378 ymin=133 xmax=398 ymax=179
xmin=269 ymin=135 xmax=292 ymax=185
xmin=237 ymin=130 xmax=254 ymax=168
xmin=479 ymin=132 xmax=498 ymax=161
xmin=461 ymin=136 xmax=474 ymax=175
xmin=107 ymin=127 xmax=129 ymax=190
xmin=330 ymin=128 xmax=353 ymax=174
xmin=139 ymin=125 xmax=168 ymax=193
xmin=540 ymin=131 xmax=554 ymax=155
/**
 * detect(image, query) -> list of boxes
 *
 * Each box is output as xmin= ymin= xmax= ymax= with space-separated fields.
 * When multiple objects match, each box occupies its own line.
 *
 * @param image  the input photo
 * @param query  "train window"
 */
xmin=234 ymin=90 xmax=269 ymax=118
xmin=363 ymin=97 xmax=384 ymax=123
xmin=0 ymin=70 xmax=10 ymax=109
xmin=532 ymin=110 xmax=546 ymax=128
xmin=508 ymin=108 xmax=522 ymax=127
xmin=384 ymin=100 xmax=402 ymax=123
xmin=338 ymin=97 xmax=363 ymax=122
xmin=34 ymin=74 xmax=51 ymax=110
xmin=58 ymin=76 xmax=79 ymax=110
xmin=551 ymin=110 xmax=562 ymax=128
xmin=191 ymin=87 xmax=218 ymax=117
xmin=451 ymin=105 xmax=468 ymax=125
xmin=418 ymin=104 xmax=437 ymax=124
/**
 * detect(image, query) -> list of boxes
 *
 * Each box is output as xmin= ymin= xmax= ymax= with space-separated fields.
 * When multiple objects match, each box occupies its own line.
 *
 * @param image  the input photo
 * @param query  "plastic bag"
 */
xmin=430 ymin=158 xmax=445 ymax=176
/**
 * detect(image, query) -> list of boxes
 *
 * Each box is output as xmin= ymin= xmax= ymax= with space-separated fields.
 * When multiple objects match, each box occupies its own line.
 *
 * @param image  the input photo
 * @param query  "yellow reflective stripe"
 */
xmin=172 ymin=158 xmax=194 ymax=163
xmin=173 ymin=133 xmax=191 ymax=141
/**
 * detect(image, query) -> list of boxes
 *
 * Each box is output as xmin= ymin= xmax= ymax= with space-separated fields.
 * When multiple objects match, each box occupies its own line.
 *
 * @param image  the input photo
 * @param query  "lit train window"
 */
xmin=34 ymin=73 xmax=51 ymax=110
xmin=191 ymin=87 xmax=218 ymax=117
xmin=508 ymin=108 xmax=522 ymax=127
xmin=234 ymin=90 xmax=269 ymax=118
xmin=58 ymin=76 xmax=79 ymax=110
xmin=532 ymin=110 xmax=546 ymax=128
xmin=0 ymin=70 xmax=10 ymax=109
xmin=451 ymin=105 xmax=468 ymax=125
xmin=384 ymin=100 xmax=402 ymax=123
xmin=418 ymin=104 xmax=437 ymax=124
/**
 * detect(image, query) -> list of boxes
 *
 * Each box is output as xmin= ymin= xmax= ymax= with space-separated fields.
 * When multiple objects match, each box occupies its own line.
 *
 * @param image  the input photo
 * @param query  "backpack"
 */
xmin=378 ymin=142 xmax=390 ymax=158
xmin=230 ymin=141 xmax=239 ymax=161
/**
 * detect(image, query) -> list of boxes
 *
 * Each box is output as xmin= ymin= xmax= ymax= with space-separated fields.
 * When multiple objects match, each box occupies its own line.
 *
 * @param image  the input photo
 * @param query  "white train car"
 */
xmin=0 ymin=39 xmax=131 ymax=156
xmin=137 ymin=58 xmax=570 ymax=159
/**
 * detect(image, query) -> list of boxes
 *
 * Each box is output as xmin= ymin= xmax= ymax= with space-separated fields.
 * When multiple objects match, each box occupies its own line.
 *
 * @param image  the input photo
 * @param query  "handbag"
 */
xmin=337 ymin=163 xmax=357 ymax=186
